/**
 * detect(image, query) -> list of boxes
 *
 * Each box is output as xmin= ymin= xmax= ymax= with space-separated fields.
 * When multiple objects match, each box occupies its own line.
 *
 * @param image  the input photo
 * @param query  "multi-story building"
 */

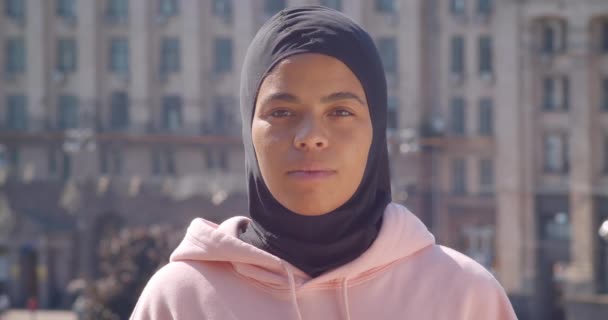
xmin=420 ymin=0 xmax=608 ymax=319
xmin=494 ymin=1 xmax=608 ymax=319
xmin=1 ymin=0 xmax=607 ymax=318
xmin=0 ymin=0 xmax=422 ymax=310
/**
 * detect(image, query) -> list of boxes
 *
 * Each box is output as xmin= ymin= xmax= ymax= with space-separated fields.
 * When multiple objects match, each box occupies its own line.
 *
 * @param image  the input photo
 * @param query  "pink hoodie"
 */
xmin=130 ymin=203 xmax=517 ymax=319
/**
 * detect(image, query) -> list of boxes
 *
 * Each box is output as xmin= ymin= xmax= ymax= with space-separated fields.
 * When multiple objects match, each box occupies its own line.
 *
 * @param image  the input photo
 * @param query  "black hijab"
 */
xmin=238 ymin=5 xmax=392 ymax=277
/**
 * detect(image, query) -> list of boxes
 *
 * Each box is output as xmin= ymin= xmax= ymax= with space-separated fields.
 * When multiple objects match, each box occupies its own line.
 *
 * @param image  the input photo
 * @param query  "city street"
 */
xmin=2 ymin=310 xmax=76 ymax=320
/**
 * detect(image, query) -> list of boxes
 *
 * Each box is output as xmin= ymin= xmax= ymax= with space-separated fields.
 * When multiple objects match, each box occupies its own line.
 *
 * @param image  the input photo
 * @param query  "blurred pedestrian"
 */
xmin=26 ymin=296 xmax=37 ymax=320
xmin=0 ymin=283 xmax=9 ymax=320
xmin=86 ymin=225 xmax=177 ymax=319
xmin=131 ymin=5 xmax=517 ymax=320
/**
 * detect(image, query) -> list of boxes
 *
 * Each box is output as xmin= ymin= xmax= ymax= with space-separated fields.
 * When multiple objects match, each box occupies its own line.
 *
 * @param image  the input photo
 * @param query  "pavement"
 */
xmin=1 ymin=310 xmax=76 ymax=320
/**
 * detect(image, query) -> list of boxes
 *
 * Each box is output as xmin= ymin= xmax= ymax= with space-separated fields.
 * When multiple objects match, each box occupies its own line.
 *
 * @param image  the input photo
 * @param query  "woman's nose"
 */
xmin=293 ymin=117 xmax=329 ymax=150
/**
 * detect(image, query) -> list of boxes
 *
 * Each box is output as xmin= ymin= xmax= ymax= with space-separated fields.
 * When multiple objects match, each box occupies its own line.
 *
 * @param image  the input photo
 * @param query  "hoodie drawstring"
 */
xmin=279 ymin=261 xmax=351 ymax=320
xmin=281 ymin=261 xmax=303 ymax=320
xmin=341 ymin=278 xmax=352 ymax=320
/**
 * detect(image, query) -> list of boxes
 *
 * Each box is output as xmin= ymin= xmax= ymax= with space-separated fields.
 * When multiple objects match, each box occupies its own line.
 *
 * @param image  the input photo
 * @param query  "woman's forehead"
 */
xmin=257 ymin=53 xmax=367 ymax=102
xmin=269 ymin=53 xmax=351 ymax=75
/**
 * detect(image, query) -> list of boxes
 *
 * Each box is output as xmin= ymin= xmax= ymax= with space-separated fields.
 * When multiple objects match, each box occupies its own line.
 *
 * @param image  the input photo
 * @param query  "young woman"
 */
xmin=131 ymin=6 xmax=517 ymax=320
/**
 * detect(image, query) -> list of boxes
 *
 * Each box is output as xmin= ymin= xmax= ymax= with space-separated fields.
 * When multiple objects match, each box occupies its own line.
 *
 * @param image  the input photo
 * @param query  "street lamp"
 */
xmin=599 ymin=219 xmax=608 ymax=241
xmin=60 ymin=102 xmax=98 ymax=282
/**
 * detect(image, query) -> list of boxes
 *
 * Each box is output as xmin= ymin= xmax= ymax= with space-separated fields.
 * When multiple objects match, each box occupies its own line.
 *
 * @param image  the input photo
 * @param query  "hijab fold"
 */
xmin=238 ymin=6 xmax=392 ymax=277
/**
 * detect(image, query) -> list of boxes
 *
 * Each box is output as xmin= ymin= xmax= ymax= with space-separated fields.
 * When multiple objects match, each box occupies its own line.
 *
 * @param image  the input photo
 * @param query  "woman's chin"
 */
xmin=281 ymin=197 xmax=343 ymax=216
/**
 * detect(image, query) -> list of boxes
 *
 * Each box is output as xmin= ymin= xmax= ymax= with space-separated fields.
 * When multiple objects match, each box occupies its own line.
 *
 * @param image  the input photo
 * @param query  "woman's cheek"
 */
xmin=265 ymin=126 xmax=293 ymax=147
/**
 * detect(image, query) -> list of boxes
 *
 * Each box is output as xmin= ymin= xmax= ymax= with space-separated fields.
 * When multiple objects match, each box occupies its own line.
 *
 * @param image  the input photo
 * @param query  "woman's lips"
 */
xmin=287 ymin=170 xmax=336 ymax=180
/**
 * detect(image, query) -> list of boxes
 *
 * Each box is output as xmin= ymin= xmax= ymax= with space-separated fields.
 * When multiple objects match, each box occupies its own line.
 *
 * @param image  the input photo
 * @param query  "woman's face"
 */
xmin=252 ymin=53 xmax=373 ymax=216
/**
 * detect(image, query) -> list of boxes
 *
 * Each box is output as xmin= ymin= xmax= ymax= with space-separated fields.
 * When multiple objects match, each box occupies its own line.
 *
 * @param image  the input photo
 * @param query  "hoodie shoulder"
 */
xmin=422 ymin=245 xmax=518 ymax=320
xmin=130 ymin=263 xmax=179 ymax=319
xmin=130 ymin=259 xmax=229 ymax=320
xmin=436 ymin=246 xmax=495 ymax=279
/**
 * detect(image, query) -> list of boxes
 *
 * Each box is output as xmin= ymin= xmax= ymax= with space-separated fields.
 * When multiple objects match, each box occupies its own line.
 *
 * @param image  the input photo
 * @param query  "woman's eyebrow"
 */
xmin=259 ymin=91 xmax=366 ymax=107
xmin=320 ymin=92 xmax=366 ymax=106
xmin=259 ymin=92 xmax=300 ymax=107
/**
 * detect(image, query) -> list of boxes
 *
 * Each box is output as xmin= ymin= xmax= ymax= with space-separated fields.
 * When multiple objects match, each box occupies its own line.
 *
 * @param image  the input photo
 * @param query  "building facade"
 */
xmin=1 ymin=0 xmax=607 ymax=318
xmin=494 ymin=1 xmax=608 ymax=319
xmin=0 ymin=0 xmax=422 ymax=310
xmin=421 ymin=0 xmax=608 ymax=319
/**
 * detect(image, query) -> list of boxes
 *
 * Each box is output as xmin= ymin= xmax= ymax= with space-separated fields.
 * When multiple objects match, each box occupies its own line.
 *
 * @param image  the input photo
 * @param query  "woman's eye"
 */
xmin=270 ymin=110 xmax=293 ymax=118
xmin=329 ymin=109 xmax=354 ymax=117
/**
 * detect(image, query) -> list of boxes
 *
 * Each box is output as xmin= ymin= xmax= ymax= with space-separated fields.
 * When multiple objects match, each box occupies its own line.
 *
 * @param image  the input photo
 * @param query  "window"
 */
xmin=540 ymin=20 xmax=566 ymax=55
xmin=0 ymin=252 xmax=7 ymax=285
xmin=541 ymin=212 xmax=571 ymax=255
xmin=563 ymin=77 xmax=570 ymax=111
xmin=57 ymin=38 xmax=77 ymax=73
xmin=264 ymin=0 xmax=285 ymax=15
xmin=110 ymin=92 xmax=129 ymax=130
xmin=597 ymin=201 xmax=608 ymax=293
xmin=214 ymin=38 xmax=233 ymax=73
xmin=477 ymin=0 xmax=492 ymax=15
xmin=113 ymin=150 xmax=123 ymax=175
xmin=57 ymin=0 xmax=75 ymax=19
xmin=205 ymin=149 xmax=215 ymax=170
xmin=5 ymin=0 xmax=25 ymax=21
xmin=6 ymin=95 xmax=28 ymax=131
xmin=106 ymin=0 xmax=129 ymax=23
xmin=544 ymin=133 xmax=569 ymax=174
xmin=603 ymin=136 xmax=608 ymax=174
xmin=450 ymin=97 xmax=466 ymax=135
xmin=479 ymin=159 xmax=493 ymax=194
xmin=478 ymin=98 xmax=493 ymax=136
xmin=5 ymin=38 xmax=25 ymax=74
xmin=214 ymin=100 xmax=228 ymax=130
xmin=165 ymin=150 xmax=176 ymax=176
xmin=543 ymin=77 xmax=555 ymax=110
xmin=375 ymin=0 xmax=395 ymax=13
xmin=219 ymin=151 xmax=228 ymax=171
xmin=159 ymin=0 xmax=179 ymax=17
xmin=100 ymin=147 xmax=123 ymax=175
xmin=601 ymin=21 xmax=608 ymax=53
xmin=0 ymin=148 xmax=6 ymax=173
xmin=152 ymin=151 xmax=162 ymax=176
xmin=450 ymin=0 xmax=465 ymax=15
xmin=160 ymin=37 xmax=180 ymax=74
xmin=58 ymin=95 xmax=79 ymax=129
xmin=100 ymin=148 xmax=108 ymax=174
xmin=162 ymin=96 xmax=183 ymax=131
xmin=206 ymin=149 xmax=229 ymax=171
xmin=212 ymin=0 xmax=233 ymax=23
xmin=542 ymin=76 xmax=569 ymax=111
xmin=109 ymin=38 xmax=129 ymax=74
xmin=321 ymin=0 xmax=341 ymax=11
xmin=62 ymin=152 xmax=71 ymax=180
xmin=377 ymin=38 xmax=398 ymax=74
xmin=48 ymin=148 xmax=58 ymax=177
xmin=452 ymin=158 xmax=467 ymax=195
xmin=212 ymin=96 xmax=235 ymax=134
xmin=451 ymin=36 xmax=465 ymax=76
xmin=542 ymin=26 xmax=555 ymax=54
xmin=48 ymin=148 xmax=70 ymax=179
xmin=7 ymin=147 xmax=19 ymax=177
xmin=602 ymin=78 xmax=608 ymax=111
xmin=151 ymin=149 xmax=176 ymax=176
xmin=387 ymin=96 xmax=398 ymax=130
xmin=478 ymin=36 xmax=493 ymax=75
xmin=461 ymin=225 xmax=494 ymax=268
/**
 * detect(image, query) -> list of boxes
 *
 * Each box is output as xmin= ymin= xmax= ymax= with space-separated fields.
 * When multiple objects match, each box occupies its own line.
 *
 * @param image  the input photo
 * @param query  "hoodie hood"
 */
xmin=170 ymin=203 xmax=434 ymax=289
